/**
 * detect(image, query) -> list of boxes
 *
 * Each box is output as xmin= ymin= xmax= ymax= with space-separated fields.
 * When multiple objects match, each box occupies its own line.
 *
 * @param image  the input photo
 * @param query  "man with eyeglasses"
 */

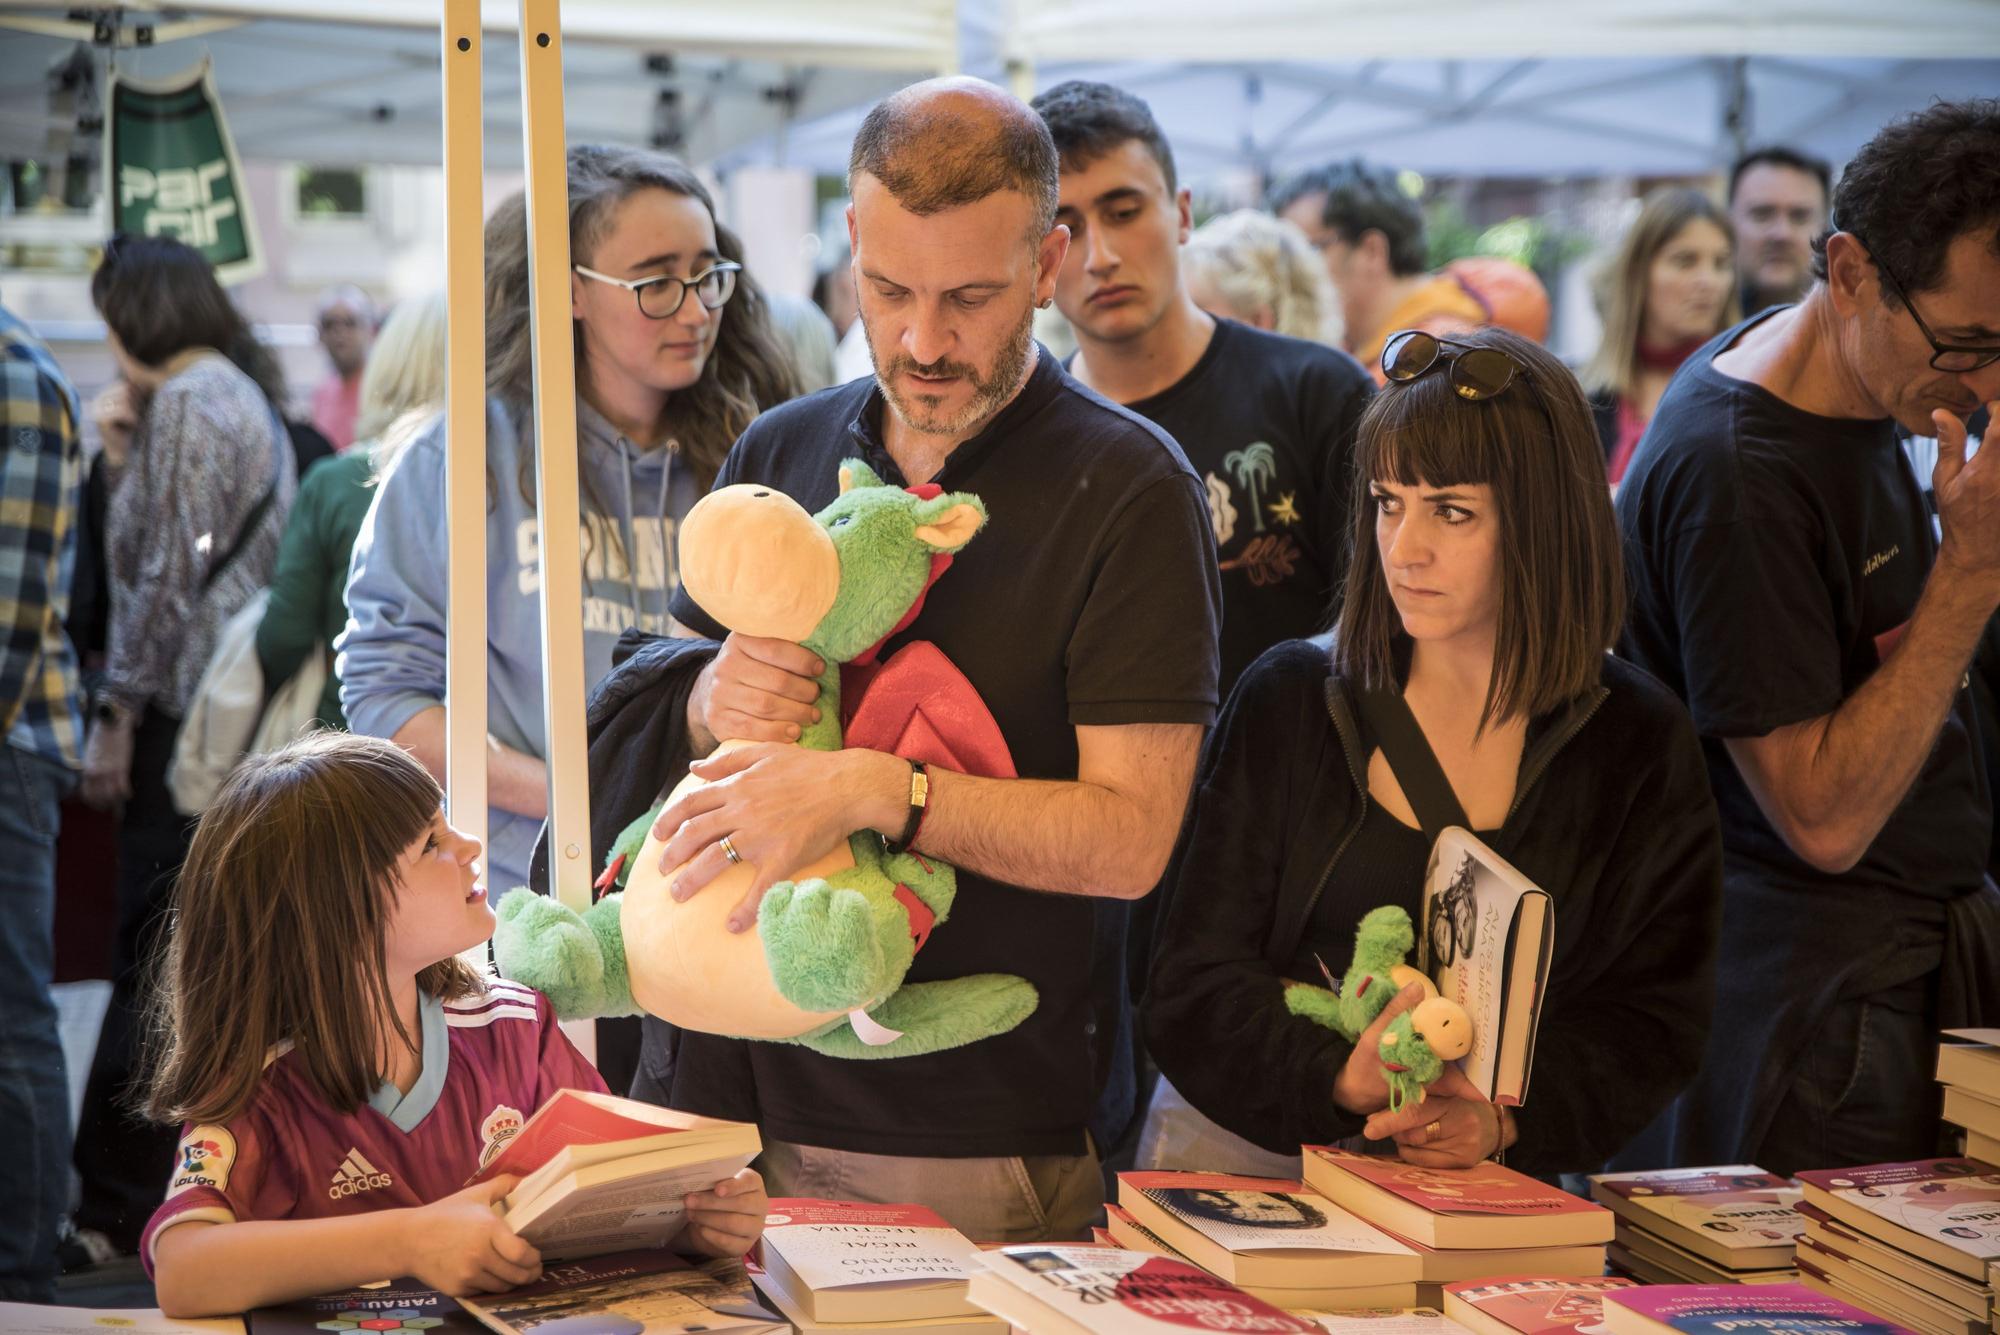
xmin=309 ymin=284 xmax=377 ymax=450
xmin=1615 ymin=100 xmax=2000 ymax=1176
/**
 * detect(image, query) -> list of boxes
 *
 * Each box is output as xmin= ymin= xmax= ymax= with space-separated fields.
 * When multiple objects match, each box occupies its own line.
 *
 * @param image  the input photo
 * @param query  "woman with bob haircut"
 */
xmin=1144 ymin=327 xmax=1722 ymax=1176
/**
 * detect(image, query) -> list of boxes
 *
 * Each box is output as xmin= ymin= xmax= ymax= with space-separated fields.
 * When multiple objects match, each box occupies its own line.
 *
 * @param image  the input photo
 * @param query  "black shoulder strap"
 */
xmin=1357 ymin=686 xmax=1469 ymax=843
xmin=202 ymin=401 xmax=286 ymax=592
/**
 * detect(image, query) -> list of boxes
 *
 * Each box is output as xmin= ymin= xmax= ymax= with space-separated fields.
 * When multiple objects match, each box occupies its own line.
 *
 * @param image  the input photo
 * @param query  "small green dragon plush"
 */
xmin=1283 ymin=905 xmax=1472 ymax=1112
xmin=492 ymin=460 xmax=1037 ymax=1059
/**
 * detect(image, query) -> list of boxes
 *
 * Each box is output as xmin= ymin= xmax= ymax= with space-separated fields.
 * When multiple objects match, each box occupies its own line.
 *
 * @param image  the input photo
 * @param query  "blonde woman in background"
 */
xmin=254 ymin=292 xmax=448 ymax=729
xmin=1583 ymin=188 xmax=1739 ymax=485
xmin=1183 ymin=208 xmax=1345 ymax=347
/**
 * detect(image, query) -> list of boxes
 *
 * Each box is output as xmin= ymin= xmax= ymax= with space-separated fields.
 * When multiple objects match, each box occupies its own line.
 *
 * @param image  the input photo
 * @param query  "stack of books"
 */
xmin=751 ymin=1199 xmax=1004 ymax=1334
xmin=965 ymin=1244 xmax=1339 ymax=1334
xmin=1600 ymin=1282 xmax=1924 ymax=1335
xmin=1938 ymin=1030 xmax=2000 ymax=1166
xmin=1104 ymin=1171 xmax=1422 ymax=1310
xmin=1792 ymin=1158 xmax=1999 ymax=1335
xmin=1589 ymin=1165 xmax=1804 ymax=1285
xmin=1301 ymin=1148 xmax=1613 ymax=1303
xmin=1441 ymin=1276 xmax=1639 ymax=1335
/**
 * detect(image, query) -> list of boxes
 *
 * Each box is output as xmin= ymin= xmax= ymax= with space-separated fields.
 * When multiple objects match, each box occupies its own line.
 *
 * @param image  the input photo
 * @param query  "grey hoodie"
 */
xmin=337 ymin=394 xmax=701 ymax=890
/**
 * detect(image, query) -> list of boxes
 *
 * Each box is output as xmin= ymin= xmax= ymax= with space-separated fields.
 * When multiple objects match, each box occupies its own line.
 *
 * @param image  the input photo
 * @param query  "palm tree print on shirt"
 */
xmin=1224 ymin=442 xmax=1278 ymax=534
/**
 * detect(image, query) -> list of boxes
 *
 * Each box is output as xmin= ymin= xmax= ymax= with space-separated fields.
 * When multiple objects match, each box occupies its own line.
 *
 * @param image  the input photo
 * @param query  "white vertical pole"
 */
xmin=517 ymin=0 xmax=593 ymax=921
xmin=441 ymin=0 xmax=488 ymax=919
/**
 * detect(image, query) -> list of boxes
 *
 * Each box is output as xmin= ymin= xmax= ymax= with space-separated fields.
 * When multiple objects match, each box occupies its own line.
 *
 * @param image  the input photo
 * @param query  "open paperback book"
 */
xmin=1420 ymin=828 xmax=1553 ymax=1105
xmin=466 ymin=1088 xmax=761 ymax=1260
xmin=756 ymin=1199 xmax=988 ymax=1324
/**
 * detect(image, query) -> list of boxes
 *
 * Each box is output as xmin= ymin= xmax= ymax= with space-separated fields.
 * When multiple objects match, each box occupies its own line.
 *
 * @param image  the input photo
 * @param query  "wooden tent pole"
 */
xmin=441 ymin=0 xmax=488 ymax=913
xmin=517 ymin=0 xmax=593 ymax=922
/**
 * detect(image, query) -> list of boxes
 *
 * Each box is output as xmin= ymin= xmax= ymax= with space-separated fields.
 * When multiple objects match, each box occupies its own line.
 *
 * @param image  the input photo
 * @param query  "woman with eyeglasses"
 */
xmin=1142 ymin=327 xmax=1722 ymax=1175
xmin=341 ymin=145 xmax=797 ymax=896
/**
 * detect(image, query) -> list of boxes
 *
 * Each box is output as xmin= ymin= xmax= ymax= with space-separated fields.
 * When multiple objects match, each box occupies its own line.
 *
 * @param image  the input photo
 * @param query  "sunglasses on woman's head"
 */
xmin=1381 ymin=329 xmax=1528 ymax=401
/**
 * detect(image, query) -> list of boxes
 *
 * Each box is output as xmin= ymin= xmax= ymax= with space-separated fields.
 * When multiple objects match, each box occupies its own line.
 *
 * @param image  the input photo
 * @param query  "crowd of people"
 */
xmin=0 ymin=71 xmax=1993 ymax=1318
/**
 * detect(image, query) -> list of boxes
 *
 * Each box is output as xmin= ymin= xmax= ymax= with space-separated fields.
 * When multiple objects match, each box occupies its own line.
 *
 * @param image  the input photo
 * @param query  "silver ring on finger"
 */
xmin=720 ymin=834 xmax=743 ymax=866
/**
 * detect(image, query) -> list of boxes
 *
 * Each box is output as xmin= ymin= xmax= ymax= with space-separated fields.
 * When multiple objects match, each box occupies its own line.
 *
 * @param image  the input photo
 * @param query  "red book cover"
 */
xmin=1444 ymin=1277 xmax=1637 ymax=1335
xmin=1309 ymin=1148 xmax=1605 ymax=1218
xmin=465 ymin=1089 xmax=703 ymax=1185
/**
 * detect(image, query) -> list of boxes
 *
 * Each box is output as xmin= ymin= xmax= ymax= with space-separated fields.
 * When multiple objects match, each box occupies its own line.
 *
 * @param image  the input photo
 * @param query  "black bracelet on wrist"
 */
xmin=882 ymin=760 xmax=930 ymax=856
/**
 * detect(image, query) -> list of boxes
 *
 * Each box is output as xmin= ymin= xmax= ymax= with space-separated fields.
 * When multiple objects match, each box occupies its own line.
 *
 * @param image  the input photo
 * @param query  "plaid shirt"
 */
xmin=0 ymin=306 xmax=84 ymax=769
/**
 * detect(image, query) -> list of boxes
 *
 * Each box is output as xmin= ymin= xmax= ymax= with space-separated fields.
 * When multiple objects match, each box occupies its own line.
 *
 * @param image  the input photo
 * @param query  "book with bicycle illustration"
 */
xmin=1421 ymin=827 xmax=1554 ymax=1106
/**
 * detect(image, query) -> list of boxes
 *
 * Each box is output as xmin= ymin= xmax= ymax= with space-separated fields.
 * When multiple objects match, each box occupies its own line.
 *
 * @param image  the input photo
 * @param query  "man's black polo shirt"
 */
xmin=662 ymin=348 xmax=1222 ymax=1158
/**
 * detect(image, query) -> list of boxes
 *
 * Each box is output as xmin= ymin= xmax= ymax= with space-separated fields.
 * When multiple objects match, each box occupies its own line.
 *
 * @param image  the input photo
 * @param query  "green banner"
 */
xmin=107 ymin=59 xmax=262 ymax=283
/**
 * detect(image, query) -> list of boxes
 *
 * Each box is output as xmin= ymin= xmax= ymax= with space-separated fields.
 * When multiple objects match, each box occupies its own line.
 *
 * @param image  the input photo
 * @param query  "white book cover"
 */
xmin=758 ymin=1199 xmax=984 ymax=1322
xmin=763 ymin=1200 xmax=986 ymax=1290
xmin=1420 ymin=827 xmax=1553 ymax=1105
xmin=968 ymin=1246 xmax=1325 ymax=1334
xmin=1122 ymin=1173 xmax=1419 ymax=1257
xmin=1796 ymin=1161 xmax=2000 ymax=1267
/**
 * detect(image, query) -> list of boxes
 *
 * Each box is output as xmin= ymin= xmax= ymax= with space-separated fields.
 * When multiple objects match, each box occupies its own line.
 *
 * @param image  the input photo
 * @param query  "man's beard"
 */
xmin=867 ymin=303 xmax=1035 ymax=438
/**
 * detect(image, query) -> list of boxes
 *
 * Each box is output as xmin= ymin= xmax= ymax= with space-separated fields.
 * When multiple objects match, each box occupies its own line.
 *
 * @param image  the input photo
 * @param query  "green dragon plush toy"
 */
xmin=492 ymin=460 xmax=1037 ymax=1059
xmin=1283 ymin=905 xmax=1472 ymax=1112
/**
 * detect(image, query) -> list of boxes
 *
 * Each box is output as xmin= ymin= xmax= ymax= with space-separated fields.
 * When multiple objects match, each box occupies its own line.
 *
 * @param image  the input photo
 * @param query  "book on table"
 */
xmin=1588 ymin=1165 xmax=1805 ymax=1272
xmin=1601 ymin=1282 xmax=1922 ymax=1335
xmin=1420 ymin=827 xmax=1554 ymax=1106
xmin=965 ymin=1245 xmax=1333 ymax=1335
xmin=1114 ymin=1172 xmax=1421 ymax=1289
xmin=1302 ymin=1147 xmax=1613 ymax=1250
xmin=454 ymin=1250 xmax=782 ymax=1335
xmin=1606 ymin=1227 xmax=1798 ymax=1287
xmin=1794 ymin=1160 xmax=2000 ymax=1283
xmin=1943 ymin=1090 xmax=2000 ymax=1144
xmin=753 ymin=1198 xmax=989 ymax=1325
xmin=465 ymin=1088 xmax=760 ymax=1261
xmin=1794 ymin=1236 xmax=1985 ymax=1335
xmin=1937 ymin=1031 xmax=2000 ymax=1104
xmin=247 ymin=1280 xmax=484 ymax=1334
xmin=1101 ymin=1204 xmax=1420 ymax=1311
xmin=1796 ymin=1205 xmax=1993 ymax=1323
xmin=1965 ymin=1130 xmax=1999 ymax=1167
xmin=1291 ymin=1308 xmax=1473 ymax=1335
xmin=1439 ymin=1276 xmax=1638 ymax=1335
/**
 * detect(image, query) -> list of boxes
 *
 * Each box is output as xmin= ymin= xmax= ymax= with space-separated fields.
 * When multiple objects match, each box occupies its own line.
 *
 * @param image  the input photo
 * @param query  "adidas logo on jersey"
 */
xmin=328 ymin=1148 xmax=394 ymax=1199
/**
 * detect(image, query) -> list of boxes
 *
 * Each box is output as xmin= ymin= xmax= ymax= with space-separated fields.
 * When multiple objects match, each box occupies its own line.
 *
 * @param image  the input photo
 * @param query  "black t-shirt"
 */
xmin=1617 ymin=310 xmax=1991 ymax=906
xmin=1080 ymin=319 xmax=1373 ymax=695
xmin=663 ymin=347 xmax=1222 ymax=1158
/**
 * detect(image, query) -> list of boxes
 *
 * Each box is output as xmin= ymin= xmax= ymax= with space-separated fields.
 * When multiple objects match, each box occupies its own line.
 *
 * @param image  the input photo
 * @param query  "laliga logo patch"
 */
xmin=476 ymin=1104 xmax=526 ymax=1169
xmin=170 ymin=1125 xmax=237 ymax=1195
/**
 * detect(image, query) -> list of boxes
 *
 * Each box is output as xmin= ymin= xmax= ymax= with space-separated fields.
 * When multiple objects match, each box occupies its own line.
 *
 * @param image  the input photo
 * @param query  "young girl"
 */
xmin=139 ymin=732 xmax=766 ymax=1317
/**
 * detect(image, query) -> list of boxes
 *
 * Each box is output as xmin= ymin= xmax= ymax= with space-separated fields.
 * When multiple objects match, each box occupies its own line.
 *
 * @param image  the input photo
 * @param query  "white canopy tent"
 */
xmin=0 ymin=0 xmax=959 ymax=170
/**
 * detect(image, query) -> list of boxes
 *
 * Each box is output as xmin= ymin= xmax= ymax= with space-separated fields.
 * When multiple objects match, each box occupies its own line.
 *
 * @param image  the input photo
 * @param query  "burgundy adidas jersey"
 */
xmin=142 ymin=979 xmax=605 ymax=1271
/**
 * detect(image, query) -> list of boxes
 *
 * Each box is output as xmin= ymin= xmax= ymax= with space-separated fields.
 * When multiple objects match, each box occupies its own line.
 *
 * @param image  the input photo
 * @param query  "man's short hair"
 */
xmin=848 ymin=82 xmax=1059 ymax=235
xmin=1030 ymin=80 xmax=1177 ymax=195
xmin=1267 ymin=160 xmax=1427 ymax=278
xmin=1811 ymin=98 xmax=2000 ymax=298
xmin=1727 ymin=146 xmax=1833 ymax=205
